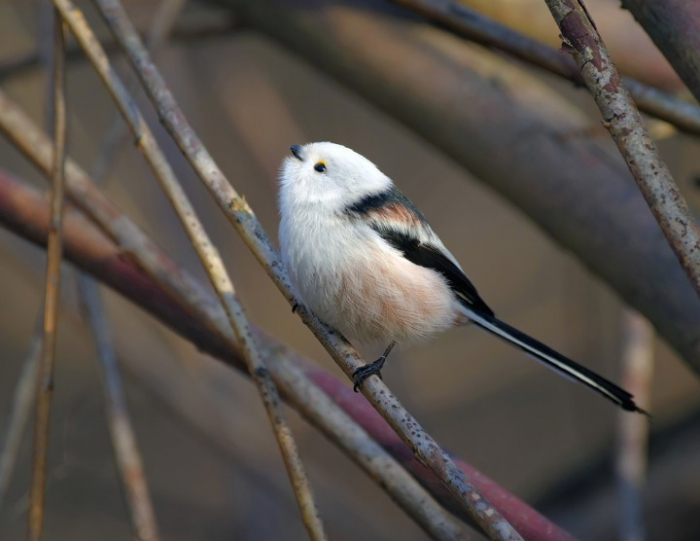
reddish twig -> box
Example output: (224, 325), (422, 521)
(0, 167), (573, 540)
(544, 0), (700, 299)
(390, 0), (700, 137)
(27, 13), (67, 541)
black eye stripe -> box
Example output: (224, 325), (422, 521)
(314, 162), (327, 173)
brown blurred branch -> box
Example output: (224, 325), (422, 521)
(390, 0), (700, 137)
(616, 310), (653, 541)
(92, 2), (521, 539)
(0, 2), (240, 80)
(622, 0), (700, 103)
(77, 276), (161, 541)
(220, 0), (700, 375)
(0, 160), (572, 540)
(544, 0), (700, 295)
(53, 2), (326, 537)
(27, 14), (66, 541)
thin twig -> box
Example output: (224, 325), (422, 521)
(27, 13), (67, 541)
(0, 168), (473, 541)
(91, 1), (522, 539)
(0, 3), (240, 81)
(76, 276), (161, 541)
(544, 0), (700, 299)
(53, 2), (326, 538)
(616, 309), (653, 541)
(0, 323), (42, 511)
(89, 0), (187, 183)
(390, 0), (700, 137)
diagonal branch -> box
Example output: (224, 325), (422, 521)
(52, 1), (327, 538)
(542, 0), (700, 297)
(390, 0), (700, 137)
(90, 1), (522, 538)
(27, 14), (67, 541)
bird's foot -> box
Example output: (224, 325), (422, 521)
(352, 356), (386, 392)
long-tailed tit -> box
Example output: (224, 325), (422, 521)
(279, 142), (645, 414)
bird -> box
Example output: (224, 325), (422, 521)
(278, 142), (646, 414)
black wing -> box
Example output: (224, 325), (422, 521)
(372, 225), (495, 317)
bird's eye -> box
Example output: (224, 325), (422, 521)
(314, 162), (327, 173)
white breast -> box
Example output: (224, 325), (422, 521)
(279, 208), (458, 344)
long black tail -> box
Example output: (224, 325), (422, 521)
(462, 308), (648, 415)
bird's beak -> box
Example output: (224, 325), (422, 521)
(290, 145), (304, 161)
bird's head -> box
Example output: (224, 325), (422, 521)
(279, 142), (391, 212)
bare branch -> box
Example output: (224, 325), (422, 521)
(52, 1), (326, 537)
(616, 309), (653, 541)
(622, 0), (700, 103)
(390, 0), (700, 137)
(89, 1), (523, 538)
(27, 13), (67, 541)
(0, 167), (474, 540)
(543, 0), (700, 296)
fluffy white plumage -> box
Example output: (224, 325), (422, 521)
(278, 142), (458, 344)
(278, 142), (644, 413)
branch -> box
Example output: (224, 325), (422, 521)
(52, 1), (327, 537)
(616, 309), (653, 541)
(0, 2), (240, 80)
(0, 164), (572, 540)
(27, 14), (67, 541)
(220, 0), (700, 376)
(91, 1), (522, 539)
(622, 0), (700, 103)
(390, 0), (700, 137)
(543, 0), (700, 295)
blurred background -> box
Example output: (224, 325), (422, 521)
(1, 0), (700, 539)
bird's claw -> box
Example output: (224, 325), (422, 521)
(352, 357), (386, 392)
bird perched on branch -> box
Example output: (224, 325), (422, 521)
(278, 142), (646, 414)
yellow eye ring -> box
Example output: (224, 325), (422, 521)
(314, 162), (327, 173)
